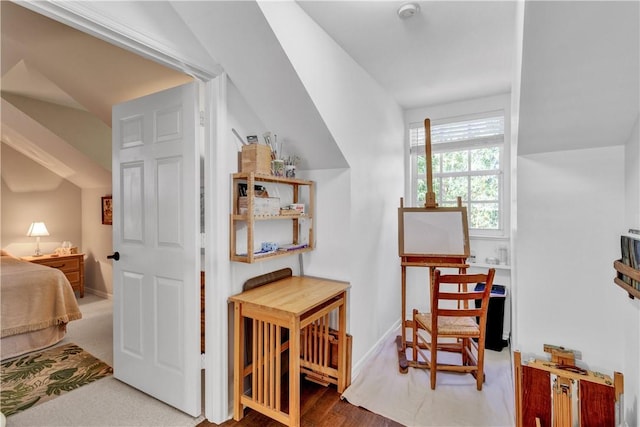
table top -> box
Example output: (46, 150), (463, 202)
(229, 276), (349, 316)
(21, 252), (84, 261)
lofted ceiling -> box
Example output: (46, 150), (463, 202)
(1, 1), (194, 127)
(0, 0), (517, 188)
(1, 1), (516, 122)
(1, 1), (637, 188)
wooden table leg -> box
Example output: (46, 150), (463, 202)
(233, 302), (244, 420)
(337, 292), (348, 392)
(289, 318), (301, 427)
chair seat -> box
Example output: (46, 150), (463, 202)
(415, 312), (480, 337)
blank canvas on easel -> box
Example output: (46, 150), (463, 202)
(398, 207), (470, 258)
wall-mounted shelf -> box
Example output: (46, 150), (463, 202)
(230, 172), (314, 263)
(613, 260), (640, 299)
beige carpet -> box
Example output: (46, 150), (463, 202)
(341, 330), (515, 427)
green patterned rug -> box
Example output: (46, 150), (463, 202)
(1, 343), (112, 416)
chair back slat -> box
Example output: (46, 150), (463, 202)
(436, 273), (490, 284)
(438, 308), (484, 317)
(438, 292), (483, 301)
(432, 269), (496, 314)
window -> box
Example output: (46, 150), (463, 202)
(409, 114), (506, 236)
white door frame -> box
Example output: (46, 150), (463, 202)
(19, 2), (231, 423)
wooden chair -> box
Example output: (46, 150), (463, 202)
(412, 268), (496, 390)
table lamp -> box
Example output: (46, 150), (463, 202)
(26, 221), (49, 256)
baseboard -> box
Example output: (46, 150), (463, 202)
(85, 287), (112, 300)
(350, 319), (402, 381)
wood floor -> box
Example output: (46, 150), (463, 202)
(198, 377), (403, 427)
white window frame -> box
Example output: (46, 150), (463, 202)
(409, 111), (508, 238)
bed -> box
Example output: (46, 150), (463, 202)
(1, 252), (82, 360)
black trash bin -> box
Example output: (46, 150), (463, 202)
(474, 283), (508, 351)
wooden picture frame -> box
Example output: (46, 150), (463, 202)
(102, 195), (113, 225)
(398, 206), (470, 258)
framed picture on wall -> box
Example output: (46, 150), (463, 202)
(102, 195), (113, 225)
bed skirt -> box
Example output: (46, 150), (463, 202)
(1, 325), (67, 360)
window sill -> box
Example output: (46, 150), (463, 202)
(467, 262), (511, 271)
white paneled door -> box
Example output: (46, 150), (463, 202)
(112, 82), (201, 416)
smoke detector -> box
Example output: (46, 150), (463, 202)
(397, 3), (420, 19)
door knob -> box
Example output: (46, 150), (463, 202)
(107, 251), (120, 261)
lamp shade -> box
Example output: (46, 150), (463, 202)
(26, 222), (50, 237)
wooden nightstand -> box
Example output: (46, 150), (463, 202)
(22, 253), (85, 297)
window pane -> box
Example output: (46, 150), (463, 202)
(417, 155), (426, 176)
(440, 201), (458, 208)
(471, 147), (500, 171)
(470, 203), (499, 229)
(417, 178), (426, 203)
(442, 151), (468, 172)
(442, 176), (468, 202)
(431, 153), (441, 173)
(471, 175), (499, 201)
(432, 178), (440, 196)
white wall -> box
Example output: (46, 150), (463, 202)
(625, 116), (640, 228)
(516, 145), (639, 423)
(81, 187), (113, 297)
(299, 168), (350, 282)
(1, 144), (82, 257)
(623, 116), (640, 426)
(259, 1), (405, 371)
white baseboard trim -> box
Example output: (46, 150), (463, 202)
(350, 319), (402, 381)
(85, 287), (112, 300)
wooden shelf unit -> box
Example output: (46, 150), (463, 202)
(613, 259), (640, 299)
(230, 172), (314, 263)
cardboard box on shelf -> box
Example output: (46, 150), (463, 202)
(238, 197), (280, 216)
(241, 144), (272, 175)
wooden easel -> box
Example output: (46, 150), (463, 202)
(514, 345), (624, 427)
(396, 118), (470, 373)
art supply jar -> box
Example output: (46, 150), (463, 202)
(271, 159), (285, 177)
(498, 246), (508, 265)
(285, 165), (296, 178)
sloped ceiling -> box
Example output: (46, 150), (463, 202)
(171, 1), (349, 170)
(0, 1), (195, 189)
(1, 1), (195, 127)
(518, 1), (639, 155)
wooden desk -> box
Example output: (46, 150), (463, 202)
(229, 276), (350, 427)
